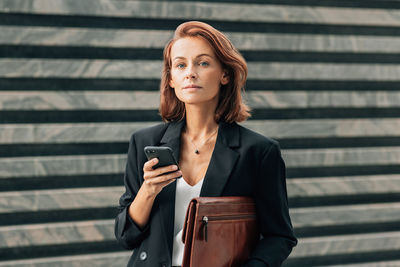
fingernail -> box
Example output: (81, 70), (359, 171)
(153, 158), (158, 163)
(172, 165), (178, 170)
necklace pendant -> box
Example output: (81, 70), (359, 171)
(195, 149), (199, 154)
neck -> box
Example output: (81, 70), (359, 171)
(184, 103), (219, 139)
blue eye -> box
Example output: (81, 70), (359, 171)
(176, 63), (185, 69)
(200, 61), (209, 66)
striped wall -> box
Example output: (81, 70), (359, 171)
(0, 0), (400, 266)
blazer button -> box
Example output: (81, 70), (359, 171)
(140, 251), (147, 261)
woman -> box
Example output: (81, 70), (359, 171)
(115, 21), (297, 267)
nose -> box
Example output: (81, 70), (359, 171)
(185, 65), (197, 79)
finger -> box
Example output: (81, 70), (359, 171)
(145, 170), (182, 185)
(158, 176), (178, 188)
(163, 178), (177, 187)
(145, 170), (181, 184)
(149, 177), (176, 190)
(144, 164), (179, 180)
(143, 158), (158, 172)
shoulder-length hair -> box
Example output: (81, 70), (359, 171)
(159, 21), (251, 123)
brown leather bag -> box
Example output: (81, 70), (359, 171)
(181, 197), (260, 267)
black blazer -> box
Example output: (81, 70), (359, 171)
(115, 120), (297, 267)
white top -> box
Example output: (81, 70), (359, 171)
(171, 177), (204, 266)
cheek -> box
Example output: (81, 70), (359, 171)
(208, 72), (224, 86)
(169, 71), (182, 88)
(205, 68), (222, 80)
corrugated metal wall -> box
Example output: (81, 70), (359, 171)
(0, 0), (400, 266)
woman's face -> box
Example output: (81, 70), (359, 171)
(169, 37), (229, 107)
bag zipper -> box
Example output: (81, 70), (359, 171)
(202, 214), (256, 242)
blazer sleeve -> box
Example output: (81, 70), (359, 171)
(114, 133), (150, 250)
(244, 142), (298, 267)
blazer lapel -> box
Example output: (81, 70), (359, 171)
(200, 121), (240, 197)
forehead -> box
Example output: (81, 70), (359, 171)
(170, 37), (216, 59)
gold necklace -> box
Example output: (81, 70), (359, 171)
(186, 127), (218, 154)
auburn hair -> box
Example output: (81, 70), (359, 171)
(159, 21), (251, 123)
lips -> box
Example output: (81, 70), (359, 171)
(183, 84), (202, 89)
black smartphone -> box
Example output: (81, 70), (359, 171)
(144, 146), (181, 177)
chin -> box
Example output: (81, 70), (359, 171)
(178, 95), (202, 103)
(177, 94), (219, 106)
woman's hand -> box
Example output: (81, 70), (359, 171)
(142, 158), (182, 198)
(127, 158), (181, 229)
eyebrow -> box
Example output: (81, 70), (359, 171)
(172, 53), (213, 61)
